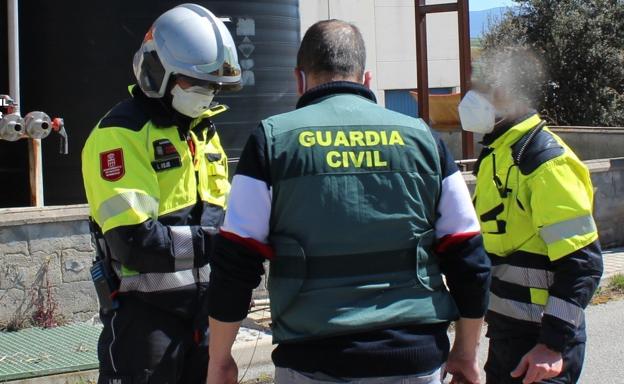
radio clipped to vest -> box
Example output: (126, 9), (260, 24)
(88, 218), (120, 313)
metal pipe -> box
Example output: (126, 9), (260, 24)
(8, 0), (20, 113)
(8, 0), (45, 206)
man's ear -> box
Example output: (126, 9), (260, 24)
(294, 69), (305, 96)
(363, 71), (373, 89)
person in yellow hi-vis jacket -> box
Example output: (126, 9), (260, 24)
(459, 50), (603, 384)
(81, 4), (241, 383)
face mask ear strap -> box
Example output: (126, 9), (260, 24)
(300, 70), (306, 93)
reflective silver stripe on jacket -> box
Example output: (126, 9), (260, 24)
(492, 265), (554, 289)
(544, 296), (584, 327)
(118, 264), (211, 293)
(539, 215), (596, 244)
(489, 293), (543, 323)
(169, 226), (195, 271)
(197, 263), (211, 282)
(97, 191), (159, 224)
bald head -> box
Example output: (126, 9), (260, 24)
(297, 19), (366, 81)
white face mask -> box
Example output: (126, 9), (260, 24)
(458, 90), (497, 134)
(171, 84), (215, 118)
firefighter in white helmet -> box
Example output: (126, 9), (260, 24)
(81, 4), (241, 383)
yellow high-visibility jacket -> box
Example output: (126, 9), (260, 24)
(473, 113), (602, 351)
(81, 86), (230, 314)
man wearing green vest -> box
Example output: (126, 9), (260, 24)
(81, 4), (241, 383)
(207, 20), (491, 384)
(459, 50), (603, 383)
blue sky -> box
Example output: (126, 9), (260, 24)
(469, 0), (516, 12)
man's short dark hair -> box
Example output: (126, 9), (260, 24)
(297, 19), (366, 79)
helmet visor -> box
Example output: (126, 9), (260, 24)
(175, 74), (223, 95)
(196, 45), (242, 91)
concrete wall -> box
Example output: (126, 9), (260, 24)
(0, 206), (98, 328)
(462, 158), (624, 250)
(436, 126), (624, 162)
(550, 127), (624, 161)
(1, 157), (623, 325)
(585, 158), (624, 249)
(436, 128), (484, 161)
(299, 0), (461, 106)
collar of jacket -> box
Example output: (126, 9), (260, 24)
(296, 81), (377, 109)
(129, 84), (193, 130)
(482, 112), (543, 148)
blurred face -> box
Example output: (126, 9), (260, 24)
(459, 84), (525, 133)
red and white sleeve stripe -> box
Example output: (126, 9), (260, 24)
(435, 170), (481, 252)
(220, 174), (274, 259)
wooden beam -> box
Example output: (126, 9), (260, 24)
(28, 139), (44, 206)
(420, 3), (458, 14)
(457, 0), (474, 159)
(415, 0), (475, 157)
(415, 0), (430, 124)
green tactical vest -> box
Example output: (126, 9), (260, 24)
(263, 93), (459, 343)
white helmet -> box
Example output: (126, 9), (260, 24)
(133, 3), (242, 98)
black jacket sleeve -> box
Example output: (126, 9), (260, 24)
(433, 132), (492, 318)
(207, 234), (266, 322)
(538, 239), (603, 351)
(207, 126), (270, 321)
(104, 221), (214, 273)
(438, 234), (492, 318)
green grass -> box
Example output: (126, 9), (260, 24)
(608, 273), (624, 292)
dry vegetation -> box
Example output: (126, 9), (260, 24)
(591, 273), (624, 305)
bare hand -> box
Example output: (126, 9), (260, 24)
(510, 343), (563, 384)
(443, 349), (481, 384)
(207, 354), (238, 384)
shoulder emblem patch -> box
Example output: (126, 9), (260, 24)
(100, 148), (125, 181)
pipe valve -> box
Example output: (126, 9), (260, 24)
(24, 111), (52, 139)
(0, 113), (25, 141)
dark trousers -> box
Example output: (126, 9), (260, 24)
(97, 296), (209, 384)
(485, 337), (585, 384)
